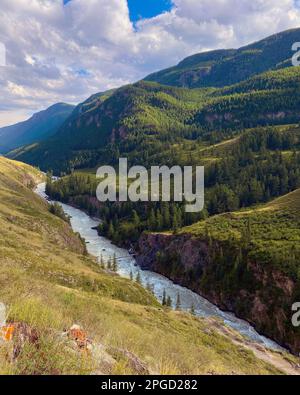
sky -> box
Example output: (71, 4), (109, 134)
(127, 0), (172, 22)
(0, 0), (300, 127)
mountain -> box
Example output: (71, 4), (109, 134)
(0, 156), (286, 375)
(0, 103), (75, 153)
(144, 28), (300, 88)
(6, 27), (300, 175)
(7, 82), (207, 172)
(10, 66), (300, 173)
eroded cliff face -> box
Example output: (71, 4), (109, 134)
(137, 232), (300, 354)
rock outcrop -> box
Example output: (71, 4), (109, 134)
(137, 232), (300, 354)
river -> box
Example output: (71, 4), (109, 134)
(35, 182), (284, 352)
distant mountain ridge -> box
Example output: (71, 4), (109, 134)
(144, 28), (300, 88)
(0, 103), (75, 153)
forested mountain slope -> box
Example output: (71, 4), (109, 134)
(9, 82), (209, 172)
(10, 66), (300, 174)
(6, 28), (300, 173)
(144, 28), (300, 88)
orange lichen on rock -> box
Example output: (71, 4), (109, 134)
(68, 324), (90, 350)
(1, 324), (15, 342)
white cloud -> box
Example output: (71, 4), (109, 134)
(0, 0), (299, 125)
(0, 110), (31, 127)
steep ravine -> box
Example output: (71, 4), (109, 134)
(137, 232), (300, 354)
(37, 183), (291, 353)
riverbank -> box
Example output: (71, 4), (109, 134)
(36, 183), (289, 353)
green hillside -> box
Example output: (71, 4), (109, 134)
(9, 82), (210, 172)
(10, 67), (300, 174)
(144, 28), (300, 88)
(183, 188), (300, 278)
(219, 67), (300, 95)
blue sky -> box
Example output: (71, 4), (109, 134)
(64, 0), (173, 21)
(127, 0), (173, 22)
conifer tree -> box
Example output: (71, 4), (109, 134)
(148, 208), (156, 231)
(162, 289), (167, 306)
(247, 217), (252, 243)
(156, 209), (163, 230)
(162, 203), (171, 229)
(132, 210), (140, 227)
(176, 293), (181, 310)
(136, 271), (142, 284)
(99, 254), (105, 269)
(166, 296), (172, 307)
(172, 211), (178, 232)
(112, 253), (118, 272)
(108, 221), (115, 239)
(107, 256), (112, 270)
(190, 304), (195, 315)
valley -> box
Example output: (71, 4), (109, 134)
(2, 26), (300, 375)
(35, 182), (284, 351)
(0, 156), (293, 375)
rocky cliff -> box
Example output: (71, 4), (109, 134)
(137, 231), (300, 354)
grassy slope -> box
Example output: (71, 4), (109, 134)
(183, 188), (300, 278)
(0, 157), (284, 375)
